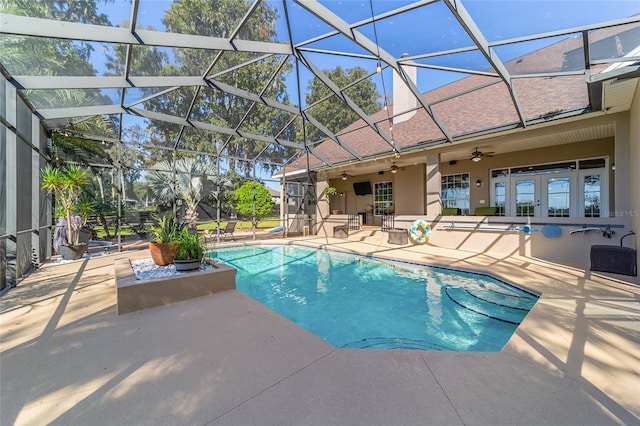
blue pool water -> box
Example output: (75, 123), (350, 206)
(208, 245), (538, 351)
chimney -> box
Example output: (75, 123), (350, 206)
(392, 53), (417, 125)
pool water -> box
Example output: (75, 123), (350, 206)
(208, 245), (538, 351)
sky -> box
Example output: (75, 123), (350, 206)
(88, 0), (640, 186)
(97, 0), (640, 97)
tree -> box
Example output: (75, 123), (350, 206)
(2, 1), (112, 112)
(100, 0), (296, 174)
(303, 66), (381, 142)
(160, 0), (295, 175)
(233, 181), (274, 226)
(41, 164), (91, 245)
(146, 156), (226, 227)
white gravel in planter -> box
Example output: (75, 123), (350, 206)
(50, 251), (107, 265)
(130, 258), (215, 280)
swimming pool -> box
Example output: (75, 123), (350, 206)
(208, 245), (538, 351)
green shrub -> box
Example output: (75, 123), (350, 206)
(174, 229), (204, 260)
(149, 212), (186, 243)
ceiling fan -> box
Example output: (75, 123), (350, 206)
(470, 147), (495, 162)
(389, 163), (406, 173)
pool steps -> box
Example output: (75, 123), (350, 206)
(444, 286), (536, 325)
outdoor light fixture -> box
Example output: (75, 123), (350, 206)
(472, 155), (482, 163)
(476, 179), (481, 187)
(391, 164), (398, 174)
(341, 172), (348, 180)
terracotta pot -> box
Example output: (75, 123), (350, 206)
(174, 259), (201, 272)
(149, 242), (178, 266)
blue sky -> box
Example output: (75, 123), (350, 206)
(98, 0), (640, 100)
(91, 0), (640, 184)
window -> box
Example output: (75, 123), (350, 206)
(547, 177), (570, 217)
(373, 181), (393, 215)
(515, 179), (536, 217)
(490, 157), (608, 217)
(583, 174), (601, 217)
(441, 173), (470, 215)
(493, 181), (506, 216)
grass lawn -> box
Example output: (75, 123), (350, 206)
(93, 226), (135, 239)
(197, 218), (281, 231)
(91, 218), (282, 239)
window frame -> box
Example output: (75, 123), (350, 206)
(373, 181), (393, 216)
(441, 173), (470, 215)
(489, 157), (608, 218)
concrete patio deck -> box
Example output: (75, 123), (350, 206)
(1, 236), (639, 425)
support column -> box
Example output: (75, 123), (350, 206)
(426, 153), (441, 219)
(614, 114), (631, 215)
(316, 177), (329, 220)
(31, 114), (42, 267)
(628, 83), (640, 284)
(4, 80), (17, 288)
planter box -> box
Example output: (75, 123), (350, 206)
(115, 257), (236, 315)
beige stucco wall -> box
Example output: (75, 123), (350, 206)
(629, 82), (640, 283)
(316, 105), (638, 274)
(439, 137), (616, 214)
(324, 164), (425, 217)
(394, 164), (425, 215)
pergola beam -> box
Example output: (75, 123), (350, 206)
(302, 111), (362, 161)
(0, 13), (292, 55)
(128, 107), (304, 150)
(295, 0), (454, 143)
(443, 0), (526, 128)
(39, 105), (125, 120)
(298, 51), (394, 154)
(14, 75), (301, 117)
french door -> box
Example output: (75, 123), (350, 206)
(494, 172), (580, 217)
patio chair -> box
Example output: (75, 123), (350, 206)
(218, 221), (237, 241)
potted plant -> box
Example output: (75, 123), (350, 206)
(148, 212), (185, 266)
(323, 187), (342, 214)
(173, 229), (205, 272)
(76, 196), (96, 241)
(324, 186), (337, 197)
(41, 164), (91, 260)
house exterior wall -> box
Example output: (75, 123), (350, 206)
(322, 163), (426, 221)
(429, 111), (636, 271)
(317, 109), (637, 276)
(392, 164), (425, 215)
(629, 81), (640, 283)
(439, 137), (616, 214)
(426, 153), (441, 218)
(429, 113), (635, 268)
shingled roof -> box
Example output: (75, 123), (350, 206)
(281, 22), (639, 175)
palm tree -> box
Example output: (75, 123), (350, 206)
(41, 164), (90, 245)
(146, 157), (227, 227)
